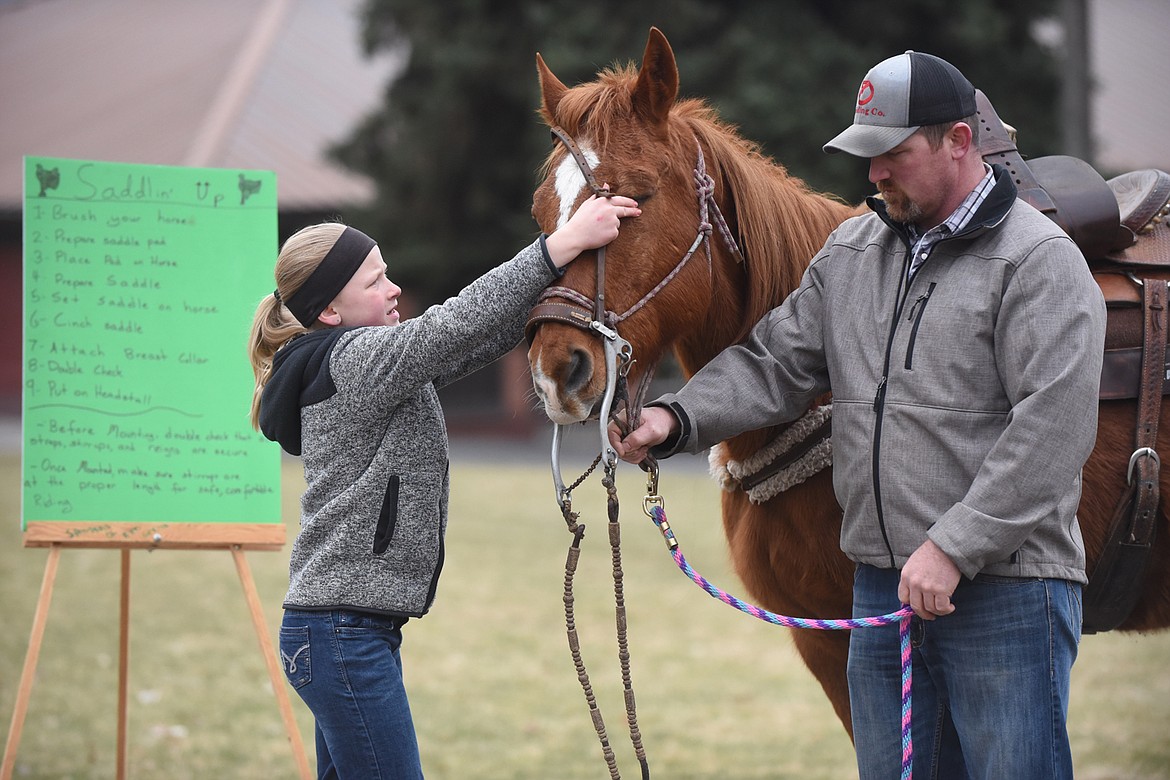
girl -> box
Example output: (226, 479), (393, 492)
(247, 192), (639, 779)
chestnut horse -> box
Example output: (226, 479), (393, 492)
(526, 28), (1170, 737)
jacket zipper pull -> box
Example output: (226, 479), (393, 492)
(907, 293), (928, 321)
(873, 377), (887, 412)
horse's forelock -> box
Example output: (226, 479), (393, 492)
(544, 65), (639, 150)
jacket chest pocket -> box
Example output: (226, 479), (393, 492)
(373, 474), (400, 554)
(900, 279), (1002, 384)
(904, 282), (936, 370)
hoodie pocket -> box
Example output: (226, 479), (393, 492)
(373, 474), (400, 554)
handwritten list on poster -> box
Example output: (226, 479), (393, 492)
(22, 157), (280, 528)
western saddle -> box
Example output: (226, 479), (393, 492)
(976, 90), (1170, 634)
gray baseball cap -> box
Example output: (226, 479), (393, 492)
(823, 51), (976, 158)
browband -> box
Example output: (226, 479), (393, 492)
(283, 226), (376, 327)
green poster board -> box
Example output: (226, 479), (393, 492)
(21, 157), (283, 549)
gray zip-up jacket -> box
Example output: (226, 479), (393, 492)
(654, 168), (1106, 583)
(260, 238), (556, 617)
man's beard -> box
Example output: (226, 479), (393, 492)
(880, 188), (923, 225)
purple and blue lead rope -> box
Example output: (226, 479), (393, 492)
(647, 503), (915, 780)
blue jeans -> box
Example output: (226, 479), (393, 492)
(280, 609), (423, 780)
(848, 565), (1081, 780)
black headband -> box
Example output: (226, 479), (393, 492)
(282, 227), (377, 327)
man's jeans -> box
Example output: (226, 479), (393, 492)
(848, 564), (1081, 780)
(280, 609), (424, 780)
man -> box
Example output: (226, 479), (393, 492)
(612, 51), (1105, 779)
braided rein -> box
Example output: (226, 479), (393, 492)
(556, 456), (650, 780)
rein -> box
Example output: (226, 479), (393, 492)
(554, 454), (648, 780)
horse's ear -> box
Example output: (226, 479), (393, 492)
(632, 27), (679, 130)
(537, 52), (568, 125)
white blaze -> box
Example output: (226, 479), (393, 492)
(539, 142), (599, 426)
(554, 146), (599, 228)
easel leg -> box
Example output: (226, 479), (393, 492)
(117, 549), (131, 780)
(231, 547), (312, 780)
(1, 544), (62, 780)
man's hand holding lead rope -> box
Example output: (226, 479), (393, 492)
(899, 539), (961, 620)
(608, 406), (676, 466)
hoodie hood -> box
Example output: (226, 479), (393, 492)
(259, 328), (353, 455)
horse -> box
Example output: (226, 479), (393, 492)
(524, 27), (1170, 738)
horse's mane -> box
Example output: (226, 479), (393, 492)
(681, 106), (856, 332)
(544, 65), (857, 332)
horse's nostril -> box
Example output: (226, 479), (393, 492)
(564, 348), (593, 394)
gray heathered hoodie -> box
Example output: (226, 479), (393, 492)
(260, 238), (555, 617)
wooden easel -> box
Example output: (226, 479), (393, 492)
(1, 523), (312, 780)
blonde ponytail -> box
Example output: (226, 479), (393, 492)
(247, 222), (349, 430)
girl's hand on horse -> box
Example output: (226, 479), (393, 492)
(545, 192), (641, 268)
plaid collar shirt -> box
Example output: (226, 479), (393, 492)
(907, 164), (995, 278)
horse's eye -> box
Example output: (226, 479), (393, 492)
(613, 190), (652, 204)
(619, 183), (656, 203)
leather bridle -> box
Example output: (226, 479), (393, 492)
(525, 125), (745, 503)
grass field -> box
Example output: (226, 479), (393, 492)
(1, 451), (1168, 779)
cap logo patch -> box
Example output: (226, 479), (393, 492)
(857, 80), (875, 106)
